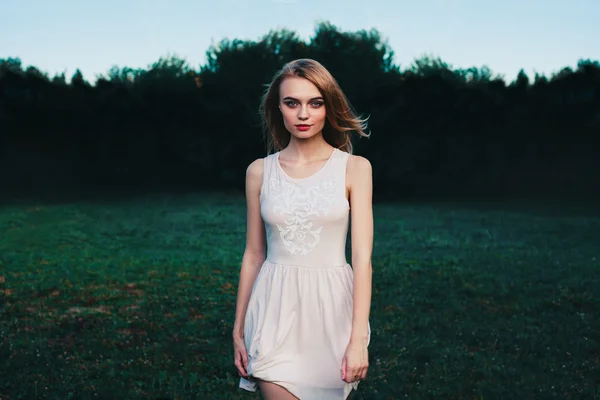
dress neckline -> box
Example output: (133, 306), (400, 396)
(276, 148), (337, 182)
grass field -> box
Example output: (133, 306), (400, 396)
(1, 192), (599, 399)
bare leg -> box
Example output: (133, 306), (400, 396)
(258, 381), (299, 400)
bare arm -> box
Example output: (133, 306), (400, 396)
(232, 158), (267, 340)
(348, 155), (373, 344)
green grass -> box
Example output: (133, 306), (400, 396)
(0, 193), (598, 399)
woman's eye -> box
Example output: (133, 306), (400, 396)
(283, 101), (323, 108)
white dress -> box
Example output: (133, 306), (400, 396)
(239, 148), (371, 399)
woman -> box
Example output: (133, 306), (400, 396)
(233, 58), (373, 400)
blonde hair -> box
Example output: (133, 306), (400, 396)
(259, 58), (369, 154)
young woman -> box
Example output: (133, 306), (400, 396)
(233, 58), (373, 400)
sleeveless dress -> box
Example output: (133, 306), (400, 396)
(238, 147), (371, 399)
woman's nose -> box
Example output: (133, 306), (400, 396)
(298, 106), (309, 119)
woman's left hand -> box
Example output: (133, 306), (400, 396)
(341, 338), (369, 383)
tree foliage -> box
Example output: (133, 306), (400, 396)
(1, 22), (599, 200)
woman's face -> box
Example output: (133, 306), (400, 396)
(278, 76), (327, 141)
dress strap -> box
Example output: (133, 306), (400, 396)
(334, 148), (350, 202)
(260, 154), (274, 197)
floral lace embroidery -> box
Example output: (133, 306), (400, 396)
(268, 177), (338, 255)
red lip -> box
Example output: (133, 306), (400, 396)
(295, 124), (311, 127)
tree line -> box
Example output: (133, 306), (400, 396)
(1, 22), (599, 202)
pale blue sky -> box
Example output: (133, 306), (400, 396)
(1, 0), (598, 83)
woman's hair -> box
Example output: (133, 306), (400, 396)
(259, 58), (369, 154)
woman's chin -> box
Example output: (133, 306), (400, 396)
(289, 130), (323, 141)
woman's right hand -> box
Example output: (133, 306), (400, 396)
(233, 333), (249, 378)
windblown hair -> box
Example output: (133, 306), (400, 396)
(259, 58), (369, 154)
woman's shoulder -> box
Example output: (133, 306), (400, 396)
(346, 154), (372, 191)
(246, 157), (266, 180)
(347, 154), (372, 175)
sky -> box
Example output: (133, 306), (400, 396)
(1, 0), (598, 83)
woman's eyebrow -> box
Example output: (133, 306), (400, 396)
(282, 96), (324, 101)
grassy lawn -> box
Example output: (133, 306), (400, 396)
(0, 193), (598, 399)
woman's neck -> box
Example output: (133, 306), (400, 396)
(284, 135), (333, 161)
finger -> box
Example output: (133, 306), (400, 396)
(341, 357), (347, 381)
(234, 353), (248, 377)
(344, 360), (353, 382)
(347, 367), (357, 383)
(348, 366), (357, 383)
(242, 349), (248, 370)
(361, 366), (368, 380)
(234, 360), (245, 376)
(356, 366), (363, 380)
(235, 359), (246, 376)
